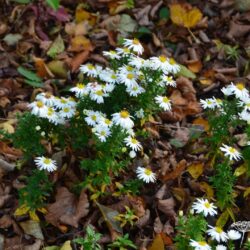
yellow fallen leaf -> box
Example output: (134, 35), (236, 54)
(29, 210), (40, 222)
(193, 117), (209, 132)
(69, 35), (93, 52)
(169, 4), (202, 29)
(75, 8), (97, 26)
(199, 182), (214, 198)
(148, 234), (164, 250)
(0, 119), (16, 134)
(244, 187), (250, 197)
(216, 210), (229, 228)
(14, 204), (30, 216)
(187, 162), (204, 179)
(234, 164), (247, 177)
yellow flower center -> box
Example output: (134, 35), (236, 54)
(63, 107), (70, 113)
(96, 90), (103, 96)
(120, 110), (129, 118)
(169, 58), (176, 65)
(127, 73), (134, 80)
(91, 115), (97, 121)
(216, 98), (222, 104)
(111, 74), (117, 79)
(48, 108), (54, 116)
(131, 138), (138, 144)
(123, 48), (130, 53)
(76, 83), (85, 89)
(87, 64), (95, 70)
(159, 55), (167, 63)
(207, 100), (213, 104)
(198, 242), (207, 246)
(43, 158), (51, 165)
(163, 97), (170, 103)
(132, 38), (140, 45)
(132, 86), (138, 91)
(166, 76), (172, 81)
(100, 131), (106, 136)
(104, 119), (111, 125)
(110, 50), (116, 54)
(236, 83), (245, 90)
(204, 202), (211, 208)
(229, 147), (236, 153)
(144, 168), (152, 176)
(126, 66), (133, 71)
(247, 103), (250, 107)
(215, 227), (223, 234)
(61, 99), (67, 104)
(36, 101), (44, 108)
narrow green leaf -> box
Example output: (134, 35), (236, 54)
(176, 65), (196, 79)
(159, 7), (170, 20)
(10, 0), (31, 3)
(46, 0), (60, 10)
(17, 66), (42, 81)
(24, 79), (43, 88)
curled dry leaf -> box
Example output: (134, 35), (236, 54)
(157, 197), (176, 218)
(136, 209), (150, 228)
(227, 21), (250, 39)
(45, 187), (89, 228)
(161, 159), (187, 181)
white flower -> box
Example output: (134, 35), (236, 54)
(215, 245), (227, 250)
(150, 55), (180, 74)
(124, 136), (142, 152)
(155, 96), (172, 111)
(53, 97), (72, 109)
(35, 156), (57, 172)
(219, 144), (242, 161)
(90, 88), (108, 104)
(28, 100), (48, 117)
(158, 75), (176, 87)
(129, 56), (146, 69)
(85, 110), (103, 126)
(228, 82), (249, 100)
(207, 226), (228, 242)
(221, 86), (233, 96)
(129, 150), (136, 158)
(135, 108), (145, 119)
(35, 125), (41, 131)
(189, 240), (211, 250)
(192, 198), (217, 217)
(239, 110), (250, 123)
(46, 107), (62, 124)
(70, 83), (89, 98)
(59, 106), (76, 119)
(118, 71), (138, 88)
(136, 167), (156, 183)
(112, 110), (134, 129)
(103, 50), (120, 60)
(116, 47), (132, 56)
(80, 63), (102, 77)
(99, 117), (113, 128)
(100, 69), (118, 84)
(35, 92), (55, 107)
(200, 98), (216, 109)
(227, 229), (242, 240)
(94, 125), (111, 142)
(126, 84), (145, 96)
(123, 38), (144, 55)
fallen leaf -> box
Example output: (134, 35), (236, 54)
(68, 35), (93, 52)
(158, 197), (176, 218)
(162, 159), (187, 181)
(69, 50), (90, 72)
(192, 117), (209, 132)
(244, 187), (250, 198)
(75, 8), (97, 26)
(33, 57), (54, 78)
(24, 239), (43, 250)
(177, 64), (196, 79)
(19, 220), (44, 240)
(187, 162), (204, 179)
(216, 210), (229, 228)
(47, 35), (65, 58)
(3, 33), (22, 46)
(147, 233), (164, 250)
(187, 60), (202, 73)
(47, 60), (68, 78)
(169, 4), (202, 29)
(234, 164), (247, 177)
(118, 14), (137, 36)
(45, 187), (89, 228)
(199, 182), (214, 198)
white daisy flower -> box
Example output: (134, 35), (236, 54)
(166, 57), (180, 74)
(219, 144), (242, 161)
(227, 229), (242, 240)
(116, 47), (132, 56)
(103, 50), (120, 60)
(118, 65), (135, 75)
(215, 245), (227, 250)
(124, 136), (142, 152)
(85, 110), (103, 126)
(35, 92), (55, 107)
(53, 97), (71, 109)
(28, 100), (48, 117)
(221, 86), (233, 96)
(118, 72), (138, 88)
(207, 226), (228, 242)
(99, 117), (113, 128)
(228, 82), (249, 100)
(239, 110), (250, 123)
(200, 98), (217, 109)
(59, 106), (76, 119)
(103, 83), (115, 93)
(238, 97), (250, 111)
(158, 75), (176, 87)
(126, 84), (145, 96)
(136, 166), (156, 183)
(112, 110), (134, 129)
(94, 125), (111, 142)
(79, 63), (98, 77)
(90, 88), (108, 104)
(155, 96), (172, 111)
(129, 56), (146, 69)
(123, 38), (144, 55)
(35, 156), (57, 172)
(99, 69), (118, 84)
(150, 55), (180, 74)
(70, 83), (89, 98)
(191, 198), (217, 217)
(189, 240), (211, 250)
(45, 107), (61, 125)
(135, 108), (145, 119)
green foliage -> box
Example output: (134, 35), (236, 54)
(174, 213), (207, 250)
(73, 225), (102, 250)
(108, 234), (137, 250)
(210, 162), (236, 209)
(46, 0), (60, 10)
(114, 206), (138, 227)
(244, 239), (250, 250)
(17, 66), (43, 87)
(125, 0), (135, 9)
(159, 7), (170, 20)
(19, 169), (53, 210)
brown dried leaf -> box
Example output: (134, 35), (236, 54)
(136, 209), (150, 228)
(45, 187), (89, 228)
(158, 197), (176, 218)
(161, 159), (187, 181)
(69, 50), (90, 72)
(154, 217), (163, 234)
(147, 233), (164, 250)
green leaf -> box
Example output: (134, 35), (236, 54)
(46, 0), (60, 10)
(10, 0), (31, 3)
(176, 64), (196, 79)
(159, 7), (170, 20)
(118, 14), (137, 35)
(138, 27), (151, 35)
(17, 67), (43, 87)
(169, 138), (185, 148)
(47, 35), (65, 58)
